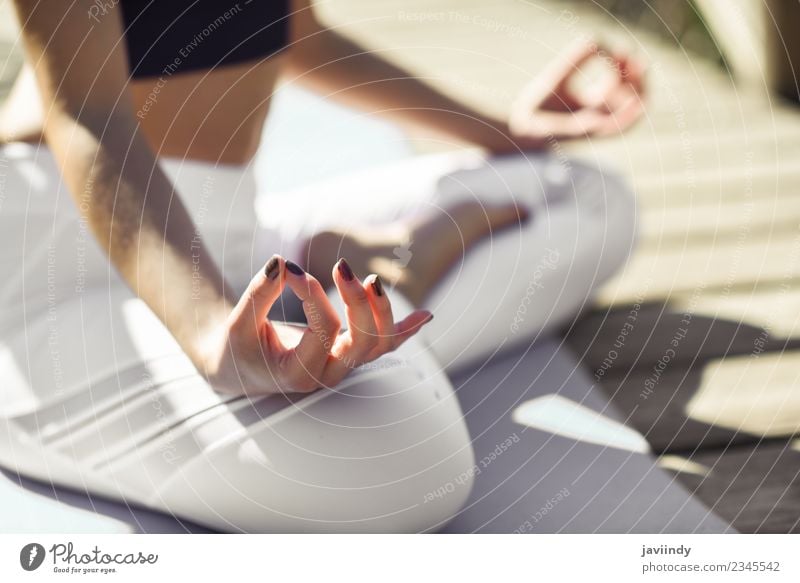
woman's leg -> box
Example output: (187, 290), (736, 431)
(419, 152), (638, 370)
(259, 149), (638, 372)
(0, 143), (475, 532)
(3, 293), (476, 532)
(140, 327), (476, 533)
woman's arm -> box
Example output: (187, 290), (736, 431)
(13, 0), (235, 368)
(285, 0), (520, 152)
(13, 0), (431, 394)
(285, 1), (645, 153)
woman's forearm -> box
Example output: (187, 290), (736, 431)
(285, 28), (538, 152)
(13, 0), (238, 382)
(45, 111), (234, 368)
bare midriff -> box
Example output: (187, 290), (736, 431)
(0, 56), (284, 165)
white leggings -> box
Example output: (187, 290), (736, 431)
(0, 143), (636, 532)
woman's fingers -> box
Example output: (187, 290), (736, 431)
(513, 41), (600, 118)
(548, 38), (600, 91)
(392, 310), (434, 350)
(332, 258), (379, 362)
(320, 269), (434, 388)
(521, 108), (603, 141)
(229, 255), (285, 341)
(363, 275), (395, 361)
(595, 94), (645, 136)
(614, 52), (646, 95)
(547, 43), (645, 118)
(319, 259), (384, 386)
(590, 52), (645, 108)
(282, 260), (342, 391)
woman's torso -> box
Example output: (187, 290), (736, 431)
(1, 0), (293, 164)
(129, 57), (282, 163)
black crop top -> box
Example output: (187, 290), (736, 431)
(121, 0), (290, 78)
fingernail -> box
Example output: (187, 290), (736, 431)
(285, 260), (305, 276)
(338, 258), (355, 282)
(264, 256), (280, 280)
(371, 275), (384, 296)
(424, 313), (434, 323)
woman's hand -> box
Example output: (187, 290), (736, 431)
(199, 255), (433, 395)
(507, 40), (646, 148)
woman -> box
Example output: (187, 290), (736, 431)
(0, 0), (643, 532)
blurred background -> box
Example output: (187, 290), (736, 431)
(2, 0), (800, 533)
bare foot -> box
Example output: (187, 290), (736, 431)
(302, 201), (530, 307)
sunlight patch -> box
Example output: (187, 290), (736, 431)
(512, 394), (650, 453)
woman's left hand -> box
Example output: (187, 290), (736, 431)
(507, 40), (646, 148)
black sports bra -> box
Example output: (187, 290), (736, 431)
(121, 0), (290, 79)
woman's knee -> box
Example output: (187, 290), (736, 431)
(419, 155), (638, 370)
(150, 353), (476, 532)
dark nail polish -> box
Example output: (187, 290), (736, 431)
(338, 258), (355, 282)
(264, 256), (280, 280)
(285, 260), (305, 276)
(372, 275), (384, 296)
